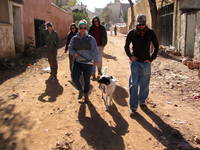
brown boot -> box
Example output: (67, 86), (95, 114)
(84, 93), (89, 103)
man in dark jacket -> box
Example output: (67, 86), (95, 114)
(40, 22), (59, 80)
(89, 16), (108, 78)
(124, 14), (159, 114)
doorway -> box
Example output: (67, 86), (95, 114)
(34, 19), (45, 48)
(160, 3), (174, 46)
(185, 12), (196, 58)
(13, 5), (24, 52)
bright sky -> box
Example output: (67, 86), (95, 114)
(79, 0), (130, 12)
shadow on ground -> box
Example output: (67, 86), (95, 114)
(113, 86), (129, 106)
(0, 48), (47, 85)
(103, 53), (118, 61)
(131, 107), (199, 150)
(0, 97), (33, 150)
(0, 42), (66, 85)
(38, 77), (63, 102)
(78, 101), (128, 150)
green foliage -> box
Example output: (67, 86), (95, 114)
(68, 0), (77, 7)
(72, 9), (90, 25)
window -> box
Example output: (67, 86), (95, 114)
(0, 0), (10, 23)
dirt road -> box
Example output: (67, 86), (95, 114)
(0, 34), (200, 150)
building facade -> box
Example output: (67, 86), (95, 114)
(106, 0), (129, 23)
(0, 0), (24, 58)
(127, 0), (200, 61)
(0, 0), (72, 58)
(23, 0), (73, 48)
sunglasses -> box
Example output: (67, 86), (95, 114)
(138, 24), (145, 26)
(79, 27), (87, 30)
(71, 28), (75, 30)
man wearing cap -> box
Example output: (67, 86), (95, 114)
(69, 20), (99, 103)
(124, 14), (159, 114)
(40, 22), (59, 80)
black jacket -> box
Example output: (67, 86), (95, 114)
(65, 31), (77, 50)
(89, 25), (107, 46)
(124, 27), (159, 62)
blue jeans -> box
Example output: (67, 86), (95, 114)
(72, 62), (93, 94)
(129, 61), (151, 111)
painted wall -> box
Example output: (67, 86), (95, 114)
(23, 0), (73, 46)
(0, 23), (15, 58)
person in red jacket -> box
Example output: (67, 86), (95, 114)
(89, 16), (108, 79)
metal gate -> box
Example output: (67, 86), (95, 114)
(160, 3), (174, 46)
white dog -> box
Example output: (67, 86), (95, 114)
(98, 67), (117, 111)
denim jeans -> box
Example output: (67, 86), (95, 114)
(92, 46), (104, 74)
(72, 61), (93, 94)
(129, 61), (151, 111)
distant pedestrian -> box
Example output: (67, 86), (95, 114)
(89, 16), (108, 79)
(40, 22), (59, 80)
(114, 25), (117, 36)
(124, 14), (159, 114)
(69, 20), (99, 103)
(65, 23), (78, 76)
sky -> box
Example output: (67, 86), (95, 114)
(79, 0), (130, 12)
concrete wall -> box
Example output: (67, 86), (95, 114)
(0, 23), (15, 58)
(127, 0), (152, 30)
(194, 11), (200, 61)
(179, 0), (200, 10)
(107, 2), (123, 23)
(23, 0), (73, 46)
(174, 0), (200, 60)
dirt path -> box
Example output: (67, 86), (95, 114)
(0, 34), (200, 150)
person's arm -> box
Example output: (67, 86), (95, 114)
(55, 32), (59, 48)
(124, 31), (133, 58)
(68, 36), (79, 57)
(150, 31), (159, 62)
(65, 33), (70, 52)
(102, 26), (108, 46)
(125, 31), (137, 62)
(91, 37), (99, 63)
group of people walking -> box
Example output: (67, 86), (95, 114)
(41, 14), (159, 115)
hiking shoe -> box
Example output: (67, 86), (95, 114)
(78, 91), (83, 99)
(140, 104), (148, 109)
(130, 109), (137, 118)
(98, 71), (102, 76)
(84, 94), (89, 103)
(91, 74), (96, 81)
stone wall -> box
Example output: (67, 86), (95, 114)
(0, 23), (15, 58)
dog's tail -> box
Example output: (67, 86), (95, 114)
(102, 66), (108, 76)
